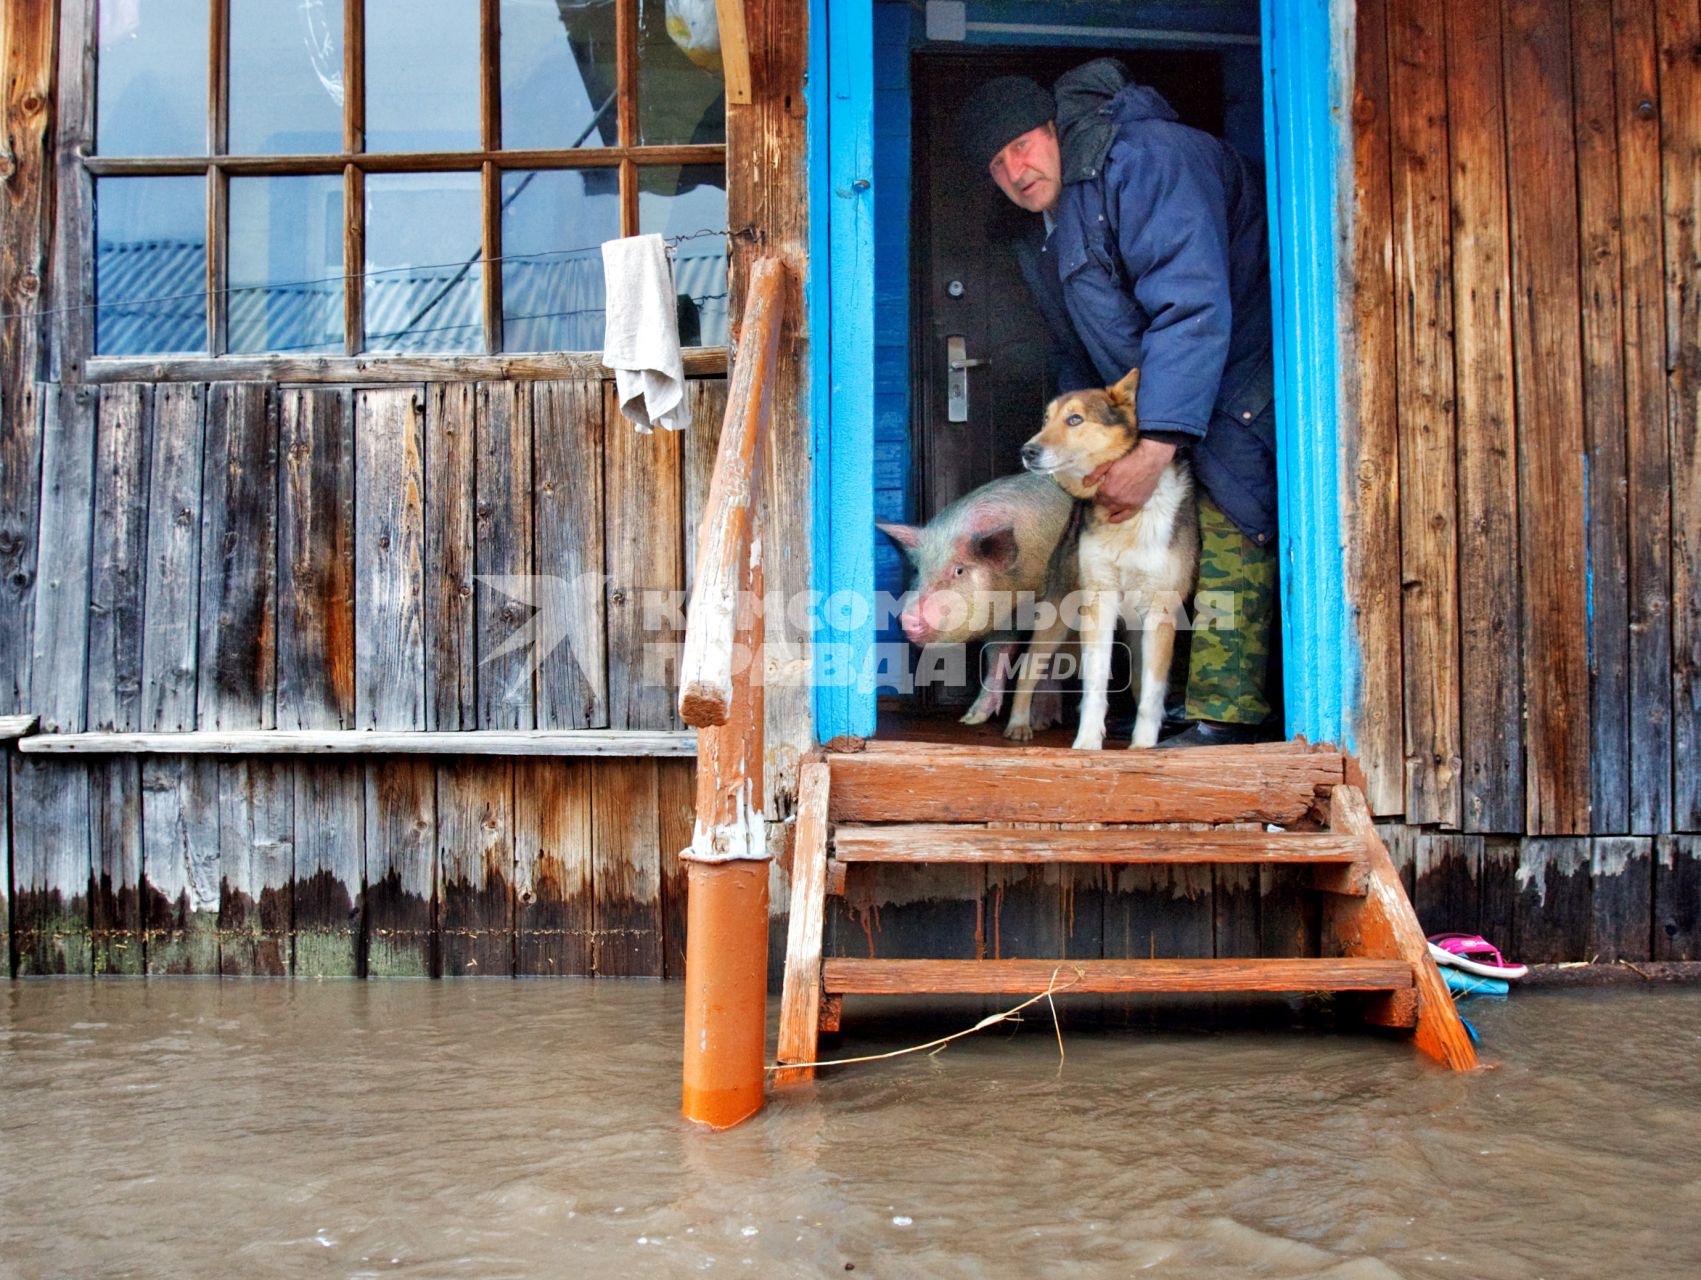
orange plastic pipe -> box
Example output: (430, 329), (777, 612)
(681, 859), (770, 1127)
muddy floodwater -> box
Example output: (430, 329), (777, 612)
(2, 982), (1698, 1279)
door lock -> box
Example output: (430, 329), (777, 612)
(946, 335), (988, 422)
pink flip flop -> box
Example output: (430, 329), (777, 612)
(1427, 932), (1528, 981)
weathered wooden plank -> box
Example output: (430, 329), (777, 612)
(1573, 0), (1633, 834)
(604, 382), (684, 730)
(90, 757), (144, 974)
(682, 380), (728, 593)
(0, 380), (44, 715)
(197, 384), (278, 730)
(355, 387), (426, 729)
(1258, 861), (1317, 959)
(278, 387), (356, 730)
(1591, 835), (1653, 961)
(834, 862), (986, 962)
(1445, 0), (1524, 832)
(292, 761), (364, 977)
(1388, 0), (1461, 828)
(513, 758), (595, 976)
(424, 384), (475, 731)
(9, 754), (90, 974)
(21, 728), (696, 755)
(775, 761), (831, 1081)
(141, 385), (207, 731)
(832, 825), (1366, 863)
(1504, 0), (1592, 833)
(822, 957), (1415, 996)
(590, 757), (663, 975)
(1512, 837), (1593, 963)
(656, 756), (696, 979)
(987, 830), (1067, 960)
(30, 383), (97, 733)
(1477, 834), (1521, 957)
(1413, 831), (1481, 939)
(1615, 0), (1673, 834)
(474, 381), (535, 729)
(81, 348), (728, 386)
(46, 0), (93, 386)
(86, 383), (152, 733)
(364, 758), (437, 977)
(1212, 861), (1260, 959)
(532, 380), (607, 729)
(217, 759), (293, 976)
(0, 749), (9, 972)
(828, 752), (1345, 826)
(1653, 834), (1699, 960)
(140, 758), (221, 975)
(437, 758), (515, 976)
(1346, 0), (1404, 816)
(1107, 857), (1213, 961)
(1, 0), (58, 433)
(1659, 0), (1701, 830)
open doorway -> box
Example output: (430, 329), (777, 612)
(870, 4), (1268, 740)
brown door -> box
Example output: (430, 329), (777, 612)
(909, 48), (1226, 522)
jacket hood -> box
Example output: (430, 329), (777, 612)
(1054, 58), (1182, 184)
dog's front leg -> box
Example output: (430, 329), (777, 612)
(1130, 612), (1178, 748)
(1071, 588), (1117, 751)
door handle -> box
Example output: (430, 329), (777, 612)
(946, 335), (988, 422)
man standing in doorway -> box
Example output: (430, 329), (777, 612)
(956, 58), (1278, 748)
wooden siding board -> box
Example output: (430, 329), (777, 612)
(437, 758), (515, 977)
(1413, 830), (1482, 937)
(1107, 856), (1213, 961)
(604, 385), (684, 730)
(424, 384), (476, 731)
(473, 382), (535, 730)
(1444, 0), (1525, 832)
(657, 756), (696, 979)
(1389, 0), (1463, 828)
(532, 380), (607, 730)
(590, 756), (663, 975)
(90, 757), (145, 974)
(292, 760), (364, 977)
(364, 757), (437, 977)
(1347, 0), (1405, 816)
(1591, 834), (1653, 961)
(1, 0), (57, 424)
(1615, 0), (1674, 835)
(1, 750), (9, 972)
(355, 387), (427, 730)
(1573, 0), (1634, 835)
(217, 759), (294, 976)
(30, 384), (97, 733)
(1503, 0), (1593, 833)
(140, 757), (221, 975)
(277, 387), (357, 731)
(1658, 0), (1701, 830)
(9, 754), (91, 974)
(1478, 833), (1521, 950)
(0, 380), (44, 716)
(514, 757), (595, 976)
(141, 385), (207, 732)
(1513, 836), (1593, 963)
(1654, 833), (1699, 959)
(87, 384), (152, 734)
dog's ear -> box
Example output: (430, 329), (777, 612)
(876, 521), (922, 557)
(1107, 366), (1142, 408)
(970, 525), (1020, 571)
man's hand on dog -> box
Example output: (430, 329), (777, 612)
(1086, 438), (1177, 523)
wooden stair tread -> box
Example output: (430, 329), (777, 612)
(822, 957), (1415, 995)
(832, 824), (1364, 864)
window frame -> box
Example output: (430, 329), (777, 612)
(69, 0), (731, 380)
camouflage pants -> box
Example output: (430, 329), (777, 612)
(1181, 493), (1275, 725)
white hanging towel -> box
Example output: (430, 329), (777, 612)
(600, 233), (692, 433)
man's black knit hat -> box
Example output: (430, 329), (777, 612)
(953, 75), (1056, 173)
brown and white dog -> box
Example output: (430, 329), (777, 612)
(1015, 368), (1199, 749)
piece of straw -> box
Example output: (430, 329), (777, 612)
(767, 964), (1083, 1072)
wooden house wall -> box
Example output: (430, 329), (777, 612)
(1344, 0), (1700, 953)
(0, 376), (724, 977)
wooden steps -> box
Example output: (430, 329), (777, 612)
(823, 957), (1415, 996)
(774, 743), (1478, 1084)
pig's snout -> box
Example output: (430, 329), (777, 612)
(899, 590), (957, 644)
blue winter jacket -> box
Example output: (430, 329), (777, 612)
(1013, 62), (1277, 544)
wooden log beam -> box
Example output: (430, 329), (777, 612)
(715, 1), (753, 106)
(821, 957), (1416, 996)
(18, 729), (696, 756)
(832, 825), (1365, 865)
(677, 257), (786, 727)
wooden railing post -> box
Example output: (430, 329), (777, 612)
(677, 258), (786, 1128)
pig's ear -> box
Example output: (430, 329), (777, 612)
(971, 525), (1019, 570)
(1108, 365), (1141, 407)
(876, 521), (922, 554)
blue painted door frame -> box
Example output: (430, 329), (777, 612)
(807, 0), (1358, 750)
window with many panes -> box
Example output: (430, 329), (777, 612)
(90, 0), (729, 358)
